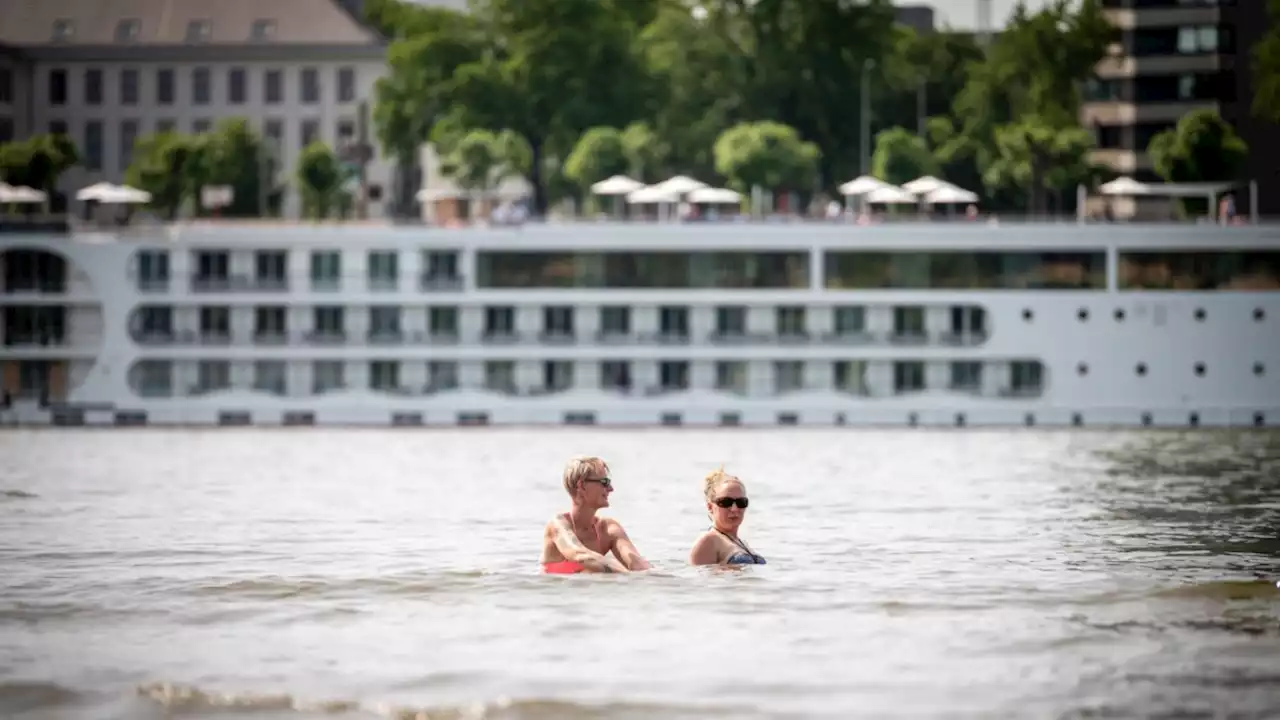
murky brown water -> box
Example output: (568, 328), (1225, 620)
(1, 428), (1278, 719)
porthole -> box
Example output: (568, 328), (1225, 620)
(1077, 362), (1089, 376)
(1189, 412), (1200, 428)
(834, 413), (846, 426)
(1254, 363), (1265, 377)
(777, 413), (799, 426)
(1135, 363), (1148, 377)
(1194, 362), (1205, 377)
(907, 412), (919, 428)
(1024, 413), (1036, 427)
(1254, 412), (1266, 428)
(1194, 308), (1206, 322)
(955, 413), (967, 428)
(1077, 308), (1090, 322)
(1254, 308), (1265, 322)
(1072, 413), (1084, 427)
(1022, 308), (1034, 322)
(1114, 308), (1126, 322)
(1141, 412), (1152, 427)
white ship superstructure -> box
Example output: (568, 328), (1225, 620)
(1, 221), (1278, 428)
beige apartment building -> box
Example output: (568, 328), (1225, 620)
(0, 0), (395, 219)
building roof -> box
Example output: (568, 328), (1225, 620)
(0, 0), (381, 47)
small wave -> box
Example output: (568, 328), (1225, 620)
(0, 680), (82, 713)
(0, 489), (37, 499)
(1153, 579), (1280, 601)
(137, 681), (752, 719)
(187, 570), (545, 601)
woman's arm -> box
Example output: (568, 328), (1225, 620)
(688, 533), (721, 566)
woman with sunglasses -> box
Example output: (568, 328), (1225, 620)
(689, 466), (766, 566)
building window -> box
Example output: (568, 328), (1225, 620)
(600, 306), (630, 335)
(660, 361), (689, 391)
(264, 119), (284, 149)
(119, 120), (139, 172)
(48, 69), (67, 105)
(264, 69), (283, 104)
(84, 69), (103, 105)
(155, 119), (176, 134)
(115, 19), (140, 42)
(428, 361), (457, 390)
(192, 67), (211, 105)
(251, 19), (276, 41)
(0, 118), (12, 144)
(157, 68), (174, 105)
(367, 251), (398, 290)
(716, 361), (747, 393)
(310, 251), (340, 289)
(0, 68), (11, 103)
(601, 361), (631, 391)
(301, 67), (320, 104)
(228, 68), (246, 104)
(119, 68), (139, 105)
(338, 67), (356, 103)
(84, 121), (103, 171)
(52, 19), (74, 42)
(301, 119), (320, 149)
(428, 306), (458, 336)
(313, 361), (344, 394)
(192, 119), (211, 134)
(186, 19), (211, 43)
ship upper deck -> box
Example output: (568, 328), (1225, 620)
(4, 216), (1280, 252)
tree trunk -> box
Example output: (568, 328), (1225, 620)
(528, 139), (546, 216)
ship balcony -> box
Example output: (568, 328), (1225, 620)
(594, 331), (633, 345)
(2, 280), (68, 295)
(137, 278), (170, 293)
(937, 331), (989, 347)
(190, 275), (290, 293)
(888, 331), (931, 346)
(131, 329), (234, 346)
(538, 330), (577, 345)
(819, 331), (878, 345)
(305, 331), (348, 345)
(252, 331), (290, 346)
(419, 274), (465, 292)
(637, 332), (691, 346)
(481, 330), (523, 345)
(367, 331), (407, 346)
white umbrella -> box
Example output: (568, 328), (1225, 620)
(902, 175), (957, 195)
(626, 186), (681, 204)
(864, 186), (918, 204)
(925, 186), (979, 204)
(0, 185), (48, 203)
(838, 175), (891, 196)
(100, 185), (152, 204)
(686, 187), (742, 204)
(76, 182), (120, 201)
(1099, 176), (1151, 196)
(590, 175), (645, 196)
(652, 175), (708, 194)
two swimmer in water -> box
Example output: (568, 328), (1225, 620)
(539, 455), (765, 574)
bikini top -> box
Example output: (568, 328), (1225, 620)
(718, 529), (766, 565)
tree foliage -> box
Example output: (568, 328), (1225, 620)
(1252, 0), (1280, 122)
(369, 0), (1112, 213)
(1147, 108), (1248, 184)
(296, 142), (347, 219)
(0, 134), (78, 193)
(713, 121), (820, 194)
(872, 127), (939, 186)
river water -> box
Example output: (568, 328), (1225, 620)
(1, 428), (1278, 720)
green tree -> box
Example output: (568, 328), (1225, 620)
(871, 127), (940, 186)
(440, 128), (530, 193)
(190, 118), (275, 217)
(563, 127), (631, 192)
(1148, 109), (1248, 215)
(426, 0), (654, 212)
(948, 0), (1109, 206)
(620, 122), (667, 182)
(124, 131), (202, 219)
(295, 142), (346, 219)
(1252, 0), (1280, 122)
(713, 121), (820, 195)
(0, 134), (79, 195)
(983, 119), (1094, 214)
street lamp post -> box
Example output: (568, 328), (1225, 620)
(861, 59), (874, 176)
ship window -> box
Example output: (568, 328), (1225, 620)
(1118, 250), (1280, 290)
(1136, 363), (1148, 377)
(1255, 363), (1265, 376)
(661, 412), (682, 426)
(1077, 362), (1089, 376)
(1194, 362), (1205, 377)
(1114, 308), (1126, 322)
(777, 412), (799, 426)
(476, 251), (808, 289)
(1024, 413), (1036, 427)
(1194, 308), (1206, 321)
(1188, 412), (1200, 428)
(907, 412), (919, 427)
(1078, 308), (1089, 321)
(720, 412), (741, 427)
(1072, 413), (1084, 427)
(1255, 413), (1266, 427)
(1255, 308), (1266, 322)
(954, 413), (966, 427)
(1022, 308), (1033, 322)
(1141, 412), (1152, 427)
(823, 250), (1106, 290)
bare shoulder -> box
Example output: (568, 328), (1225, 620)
(600, 516), (629, 537)
(689, 530), (721, 564)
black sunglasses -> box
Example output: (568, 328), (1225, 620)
(585, 477), (613, 490)
(713, 497), (749, 509)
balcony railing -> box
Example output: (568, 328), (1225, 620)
(419, 274), (465, 291)
(190, 275), (290, 292)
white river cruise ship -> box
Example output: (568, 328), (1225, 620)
(1, 218), (1278, 429)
